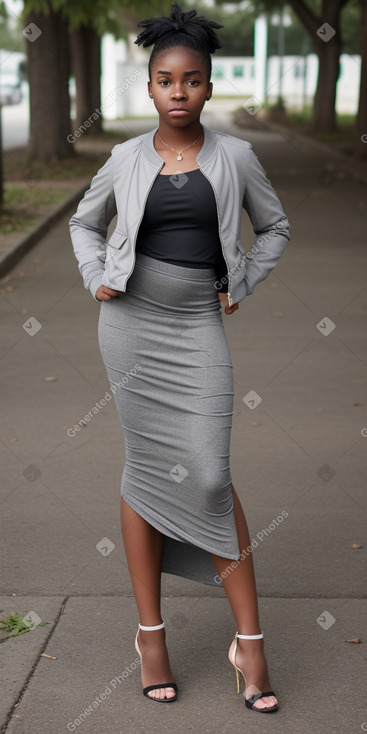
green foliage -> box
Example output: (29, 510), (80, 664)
(0, 1), (9, 19)
(22, 0), (123, 35)
(196, 2), (257, 55)
(0, 612), (48, 636)
(0, 17), (23, 52)
(213, 0), (363, 55)
(22, 0), (184, 34)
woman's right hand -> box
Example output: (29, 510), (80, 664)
(218, 292), (239, 315)
(96, 285), (121, 301)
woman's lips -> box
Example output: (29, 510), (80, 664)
(169, 109), (190, 116)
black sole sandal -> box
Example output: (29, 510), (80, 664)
(134, 621), (178, 702)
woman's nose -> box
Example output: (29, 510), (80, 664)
(171, 85), (186, 99)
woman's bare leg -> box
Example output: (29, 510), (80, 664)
(210, 486), (278, 710)
(120, 497), (176, 700)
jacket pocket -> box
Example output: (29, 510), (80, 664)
(107, 230), (128, 249)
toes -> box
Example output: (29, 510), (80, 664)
(165, 687), (176, 698)
(148, 687), (176, 700)
(253, 695), (278, 710)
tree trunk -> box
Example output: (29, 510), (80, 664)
(313, 36), (342, 133)
(288, 0), (348, 134)
(26, 6), (74, 161)
(356, 0), (367, 158)
(70, 24), (102, 136)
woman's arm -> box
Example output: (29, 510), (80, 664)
(242, 146), (290, 296)
(69, 152), (118, 300)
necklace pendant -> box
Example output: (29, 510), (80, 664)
(177, 154), (183, 161)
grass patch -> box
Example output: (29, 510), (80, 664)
(1, 131), (131, 235)
(4, 131), (128, 182)
(4, 151), (112, 182)
(0, 184), (73, 234)
(283, 108), (356, 142)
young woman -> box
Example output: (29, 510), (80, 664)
(70, 2), (290, 713)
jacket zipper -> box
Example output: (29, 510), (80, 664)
(198, 167), (233, 307)
(123, 163), (165, 288)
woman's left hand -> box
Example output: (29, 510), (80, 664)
(218, 292), (239, 315)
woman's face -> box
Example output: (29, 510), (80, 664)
(148, 46), (212, 128)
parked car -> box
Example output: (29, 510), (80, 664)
(0, 74), (22, 105)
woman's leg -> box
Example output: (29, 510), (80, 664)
(210, 486), (278, 711)
(120, 497), (176, 700)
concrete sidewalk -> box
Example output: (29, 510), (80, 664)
(0, 111), (366, 734)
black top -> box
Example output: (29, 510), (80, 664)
(135, 169), (228, 292)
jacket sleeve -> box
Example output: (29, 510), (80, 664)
(242, 145), (290, 295)
(69, 151), (117, 300)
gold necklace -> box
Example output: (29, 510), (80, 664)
(156, 131), (202, 161)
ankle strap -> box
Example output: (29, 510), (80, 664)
(236, 631), (263, 639)
(138, 621), (165, 631)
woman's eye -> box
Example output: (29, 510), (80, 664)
(157, 80), (199, 86)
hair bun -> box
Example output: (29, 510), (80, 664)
(134, 2), (223, 54)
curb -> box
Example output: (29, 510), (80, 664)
(0, 183), (89, 280)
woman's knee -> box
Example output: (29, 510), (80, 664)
(194, 463), (232, 506)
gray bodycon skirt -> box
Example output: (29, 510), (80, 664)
(97, 251), (241, 586)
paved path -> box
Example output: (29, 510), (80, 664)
(0, 112), (366, 733)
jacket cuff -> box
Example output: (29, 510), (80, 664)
(87, 271), (105, 301)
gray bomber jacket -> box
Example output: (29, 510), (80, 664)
(69, 125), (290, 306)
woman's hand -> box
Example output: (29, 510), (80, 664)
(96, 285), (121, 301)
(218, 292), (239, 315)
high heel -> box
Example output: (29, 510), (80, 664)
(134, 621), (178, 702)
(228, 631), (278, 713)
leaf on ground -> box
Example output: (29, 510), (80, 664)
(351, 543), (363, 549)
(345, 637), (361, 644)
(40, 653), (57, 659)
(0, 613), (48, 637)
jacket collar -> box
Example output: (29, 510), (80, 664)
(141, 124), (217, 166)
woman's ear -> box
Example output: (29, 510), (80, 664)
(206, 81), (213, 101)
(147, 81), (153, 98)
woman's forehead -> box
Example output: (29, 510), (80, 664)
(152, 46), (205, 70)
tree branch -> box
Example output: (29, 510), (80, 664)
(286, 0), (319, 37)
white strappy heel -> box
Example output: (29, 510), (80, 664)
(134, 621), (178, 702)
(228, 631), (278, 712)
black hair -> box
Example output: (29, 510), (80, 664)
(134, 2), (223, 82)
